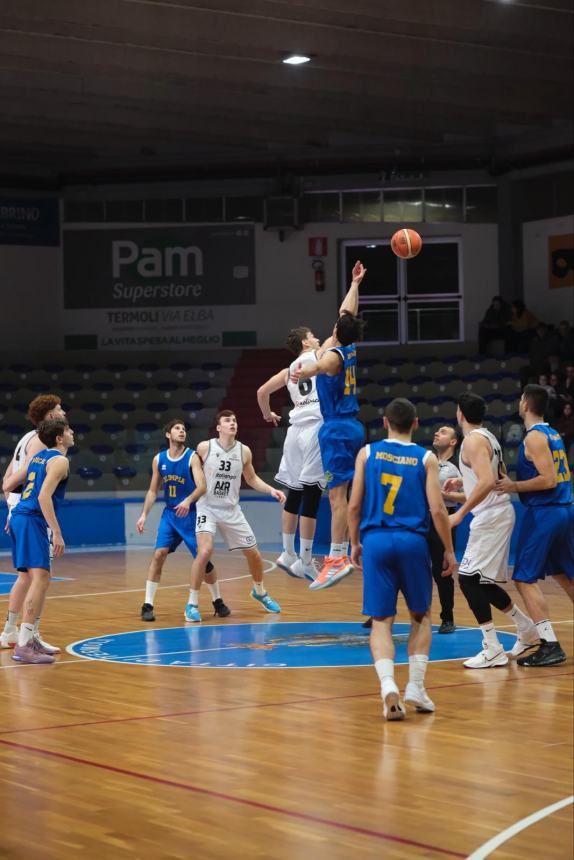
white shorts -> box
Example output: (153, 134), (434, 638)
(195, 504), (257, 552)
(458, 504), (515, 584)
(275, 421), (325, 490)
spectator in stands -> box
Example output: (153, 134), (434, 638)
(538, 374), (558, 419)
(557, 320), (574, 362)
(556, 402), (574, 455)
(556, 363), (574, 404)
(505, 301), (538, 352)
(520, 322), (559, 387)
(478, 296), (510, 354)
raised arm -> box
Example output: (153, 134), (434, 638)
(348, 447), (367, 568)
(339, 259), (367, 317)
(38, 457), (70, 557)
(291, 349), (341, 383)
(449, 436), (495, 527)
(257, 368), (288, 426)
(136, 456), (162, 534)
(241, 445), (286, 504)
(425, 454), (456, 576)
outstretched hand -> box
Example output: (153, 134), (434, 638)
(352, 260), (367, 284)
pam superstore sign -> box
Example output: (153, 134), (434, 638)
(63, 225), (254, 309)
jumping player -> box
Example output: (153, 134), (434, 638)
(257, 326), (325, 582)
(137, 419), (230, 622)
(9, 418), (73, 664)
(187, 410), (285, 621)
(292, 260), (367, 590)
(348, 399), (456, 721)
(1, 394), (66, 653)
(495, 384), (573, 667)
(446, 393), (536, 669)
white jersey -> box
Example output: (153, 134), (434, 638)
(438, 457), (462, 511)
(287, 350), (322, 425)
(459, 427), (510, 516)
(7, 429), (37, 511)
(197, 438), (244, 510)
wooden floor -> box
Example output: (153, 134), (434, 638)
(0, 549), (572, 860)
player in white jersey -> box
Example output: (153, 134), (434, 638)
(444, 393), (536, 669)
(257, 326), (325, 581)
(1, 394), (66, 654)
(184, 410), (286, 621)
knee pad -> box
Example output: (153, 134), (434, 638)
(300, 484), (322, 519)
(206, 560), (214, 574)
(284, 488), (303, 515)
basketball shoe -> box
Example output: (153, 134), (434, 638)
(251, 590), (281, 613)
(12, 639), (55, 664)
(184, 603), (201, 622)
(508, 629), (539, 658)
(463, 641), (508, 669)
(404, 682), (435, 713)
(309, 556), (353, 591)
(275, 551), (298, 576)
(212, 598), (231, 617)
(517, 640), (566, 667)
(382, 682), (406, 722)
(141, 603), (155, 622)
(290, 558), (319, 581)
(34, 635), (60, 655)
(0, 626), (18, 648)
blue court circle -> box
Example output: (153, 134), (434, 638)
(67, 622), (518, 669)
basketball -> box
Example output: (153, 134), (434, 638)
(391, 228), (423, 259)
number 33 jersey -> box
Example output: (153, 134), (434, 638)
(198, 439), (244, 509)
(360, 439), (431, 536)
(287, 350), (322, 425)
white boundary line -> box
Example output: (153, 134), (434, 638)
(466, 795), (574, 860)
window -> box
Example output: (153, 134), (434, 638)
(424, 188), (463, 223)
(302, 193), (340, 222)
(383, 189), (423, 223)
(342, 191), (381, 222)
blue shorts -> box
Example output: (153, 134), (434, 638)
(10, 513), (51, 572)
(362, 528), (432, 618)
(512, 505), (574, 583)
(318, 417), (365, 489)
(156, 507), (197, 555)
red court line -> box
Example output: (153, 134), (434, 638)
(0, 670), (571, 738)
(0, 737), (466, 858)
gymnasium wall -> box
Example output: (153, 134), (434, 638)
(0, 217), (497, 350)
(522, 214), (574, 322)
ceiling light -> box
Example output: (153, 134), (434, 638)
(283, 54), (311, 65)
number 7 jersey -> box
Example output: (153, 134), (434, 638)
(360, 439), (431, 536)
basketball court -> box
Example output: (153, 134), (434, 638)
(1, 549), (571, 860)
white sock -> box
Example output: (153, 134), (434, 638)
(8, 611), (18, 626)
(145, 581), (158, 606)
(329, 543), (346, 559)
(188, 588), (200, 606)
(207, 581), (221, 601)
(408, 654), (429, 687)
(300, 538), (313, 566)
(18, 623), (34, 647)
(535, 619), (557, 643)
(375, 658), (397, 697)
(509, 604), (533, 635)
(253, 581), (265, 596)
(480, 622), (500, 649)
(283, 533), (296, 556)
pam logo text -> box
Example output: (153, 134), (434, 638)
(112, 240), (204, 278)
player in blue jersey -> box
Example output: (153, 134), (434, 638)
(137, 419), (230, 622)
(292, 260), (367, 590)
(9, 418), (73, 665)
(495, 384), (573, 667)
(348, 399), (456, 721)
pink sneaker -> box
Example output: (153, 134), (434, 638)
(309, 556), (354, 591)
(12, 640), (56, 664)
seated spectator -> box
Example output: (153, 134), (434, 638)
(555, 402), (574, 456)
(557, 320), (574, 362)
(538, 374), (559, 419)
(478, 296), (510, 354)
(505, 300), (538, 352)
(520, 322), (559, 386)
(556, 362), (574, 404)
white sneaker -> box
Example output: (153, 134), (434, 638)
(0, 627), (19, 649)
(404, 682), (435, 713)
(291, 558), (320, 582)
(33, 634), (61, 655)
(509, 628), (539, 658)
(463, 641), (509, 669)
(275, 551), (298, 576)
(382, 683), (406, 721)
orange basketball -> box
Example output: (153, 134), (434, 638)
(391, 228), (423, 259)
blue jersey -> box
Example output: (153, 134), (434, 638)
(360, 439), (430, 536)
(157, 448), (197, 510)
(13, 449), (68, 519)
(316, 344), (359, 419)
(517, 423), (572, 507)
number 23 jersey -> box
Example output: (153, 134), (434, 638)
(197, 439), (244, 510)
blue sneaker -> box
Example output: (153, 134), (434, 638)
(251, 589), (281, 613)
(184, 603), (202, 622)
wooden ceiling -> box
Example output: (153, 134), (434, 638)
(0, 0), (572, 184)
